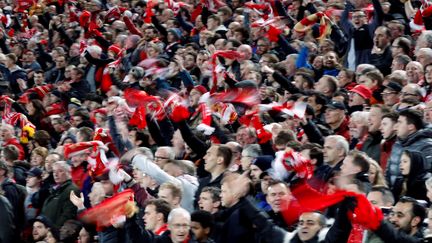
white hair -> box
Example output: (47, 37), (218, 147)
(168, 207), (191, 223)
(350, 111), (369, 126)
(53, 161), (72, 178)
(87, 45), (102, 56)
(157, 146), (175, 160)
(325, 135), (349, 155)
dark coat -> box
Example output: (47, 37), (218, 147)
(361, 131), (382, 163)
(373, 221), (422, 243)
(1, 178), (26, 233)
(41, 180), (79, 227)
(392, 150), (431, 201)
(0, 195), (15, 243)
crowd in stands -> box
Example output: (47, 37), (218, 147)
(4, 0), (432, 242)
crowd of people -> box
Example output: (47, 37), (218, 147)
(3, 0), (432, 242)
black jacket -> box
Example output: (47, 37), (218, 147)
(237, 197), (352, 243)
(361, 131), (382, 163)
(373, 221), (422, 243)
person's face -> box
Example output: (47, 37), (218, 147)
(323, 138), (343, 165)
(374, 28), (390, 49)
(399, 153), (411, 176)
(267, 183), (291, 212)
(77, 227), (90, 243)
(26, 175), (41, 188)
(297, 213), (323, 241)
(426, 65), (432, 84)
(358, 75), (376, 89)
(428, 210), (432, 233)
(314, 77), (327, 93)
(395, 116), (412, 139)
(349, 118), (366, 139)
(146, 47), (159, 58)
(45, 154), (59, 172)
(158, 188), (176, 207)
(33, 221), (49, 241)
(168, 214), (191, 243)
(26, 102), (36, 116)
(71, 153), (87, 167)
(53, 164), (68, 184)
(380, 117), (396, 140)
(382, 88), (399, 106)
(260, 175), (272, 194)
(368, 165), (377, 184)
(249, 164), (263, 183)
(351, 12), (367, 28)
(0, 126), (13, 140)
(55, 57), (66, 69)
(257, 40), (269, 55)
(100, 180), (114, 196)
(240, 153), (254, 171)
(143, 204), (160, 231)
(389, 202), (415, 233)
(190, 221), (209, 242)
(348, 92), (365, 107)
(312, 56), (324, 70)
(323, 52), (337, 68)
(189, 89), (201, 108)
(88, 183), (105, 206)
(221, 183), (238, 208)
(203, 146), (220, 173)
(183, 54), (195, 70)
(30, 154), (44, 167)
(368, 107), (382, 133)
(198, 191), (218, 212)
(155, 148), (170, 168)
(367, 191), (386, 206)
(340, 155), (361, 176)
(405, 62), (423, 82)
(324, 108), (344, 125)
(235, 128), (255, 146)
(34, 73), (45, 85)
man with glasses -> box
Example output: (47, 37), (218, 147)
(154, 146), (175, 169)
(382, 81), (402, 107)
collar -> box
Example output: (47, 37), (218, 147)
(155, 223), (168, 235)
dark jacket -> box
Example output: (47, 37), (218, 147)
(386, 129), (432, 187)
(1, 178), (26, 233)
(41, 180), (79, 227)
(361, 131), (382, 163)
(373, 221), (422, 243)
(213, 200), (257, 243)
(238, 197), (352, 243)
(125, 215), (198, 243)
(0, 195), (15, 243)
(392, 150), (431, 201)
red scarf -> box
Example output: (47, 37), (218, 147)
(155, 224), (168, 235)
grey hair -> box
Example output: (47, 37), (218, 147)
(350, 111), (369, 126)
(168, 207), (191, 223)
(420, 30), (432, 48)
(325, 135), (349, 155)
(242, 144), (262, 158)
(53, 161), (71, 178)
(158, 146), (176, 160)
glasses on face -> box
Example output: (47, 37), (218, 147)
(171, 223), (190, 229)
(352, 15), (366, 19)
(400, 92), (418, 96)
(155, 156), (169, 161)
(381, 91), (397, 96)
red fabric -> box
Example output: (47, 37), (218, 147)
(155, 224), (168, 236)
(191, 4), (203, 22)
(94, 128), (120, 157)
(211, 50), (245, 93)
(348, 224), (365, 243)
(380, 137), (396, 171)
(250, 114), (272, 144)
(279, 150), (314, 180)
(144, 1), (155, 24)
(129, 106), (147, 129)
(79, 189), (135, 230)
(16, 0), (35, 12)
(4, 138), (25, 160)
(211, 88), (260, 107)
(170, 105), (190, 122)
(123, 16), (143, 37)
(79, 10), (91, 27)
(335, 117), (350, 141)
(71, 165), (89, 190)
(267, 25), (282, 42)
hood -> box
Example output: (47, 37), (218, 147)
(400, 128), (432, 147)
(404, 150), (428, 181)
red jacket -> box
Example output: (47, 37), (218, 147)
(334, 117), (350, 141)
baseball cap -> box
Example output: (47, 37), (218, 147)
(350, 84), (372, 100)
(384, 81), (403, 93)
(326, 100), (346, 110)
(27, 167), (43, 178)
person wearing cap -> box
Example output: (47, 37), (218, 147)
(25, 167), (43, 221)
(382, 81), (402, 107)
(358, 69), (385, 105)
(348, 84), (372, 114)
(250, 156), (273, 185)
(324, 101), (350, 140)
(32, 215), (58, 242)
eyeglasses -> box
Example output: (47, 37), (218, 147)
(352, 15), (366, 19)
(154, 156), (169, 161)
(400, 92), (418, 96)
(171, 223), (190, 229)
(381, 92), (397, 96)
